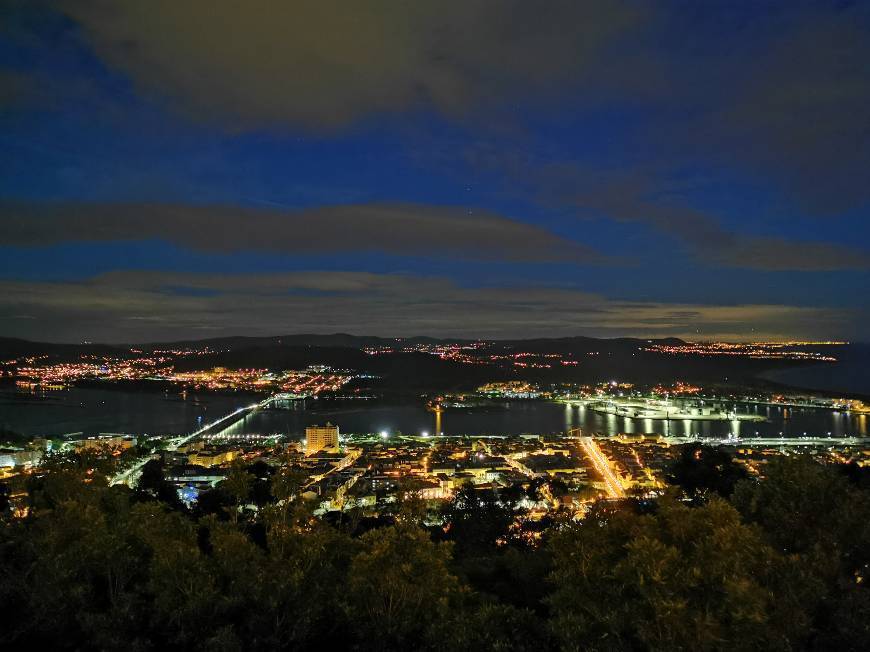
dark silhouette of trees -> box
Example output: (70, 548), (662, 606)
(667, 443), (748, 499)
(346, 524), (460, 649)
(547, 495), (812, 650)
(732, 456), (870, 649)
(1, 455), (868, 650)
(439, 483), (519, 555)
(136, 458), (185, 509)
(0, 482), (10, 518)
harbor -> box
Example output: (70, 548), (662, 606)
(565, 397), (767, 422)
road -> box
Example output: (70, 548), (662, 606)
(303, 448), (362, 488)
(579, 436), (626, 499)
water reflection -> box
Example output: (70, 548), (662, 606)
(1, 386), (867, 438)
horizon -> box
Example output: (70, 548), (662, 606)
(0, 331), (859, 348)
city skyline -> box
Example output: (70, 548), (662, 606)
(1, 2), (869, 342)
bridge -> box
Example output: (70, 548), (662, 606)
(110, 393), (281, 487)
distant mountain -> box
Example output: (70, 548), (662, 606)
(1, 333), (687, 358)
(140, 333), (463, 351)
(171, 344), (371, 371)
(0, 333), (848, 393)
(173, 346), (497, 391)
(497, 336), (686, 355)
(141, 333), (687, 353)
(0, 336), (125, 360)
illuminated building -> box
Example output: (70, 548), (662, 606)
(74, 435), (136, 453)
(187, 449), (237, 467)
(306, 423), (339, 455)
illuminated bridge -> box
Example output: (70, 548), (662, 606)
(110, 393), (280, 487)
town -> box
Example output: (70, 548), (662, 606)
(4, 411), (869, 521)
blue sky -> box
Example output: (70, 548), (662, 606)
(0, 1), (868, 342)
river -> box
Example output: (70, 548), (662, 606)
(1, 386), (867, 440)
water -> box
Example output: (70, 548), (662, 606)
(223, 400), (867, 439)
(759, 343), (870, 396)
(1, 386), (866, 439)
(0, 387), (252, 439)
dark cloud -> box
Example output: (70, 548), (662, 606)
(60, 0), (645, 129)
(0, 201), (603, 263)
(464, 152), (870, 272)
(8, 2), (865, 218)
(563, 177), (870, 271)
(717, 5), (870, 213)
(0, 69), (31, 106)
(5, 1), (863, 216)
(0, 270), (853, 343)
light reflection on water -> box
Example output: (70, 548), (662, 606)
(1, 386), (867, 439)
(229, 400), (867, 439)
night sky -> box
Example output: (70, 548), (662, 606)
(1, 1), (868, 343)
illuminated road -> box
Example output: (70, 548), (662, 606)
(504, 454), (534, 478)
(579, 436), (626, 499)
(303, 448), (362, 488)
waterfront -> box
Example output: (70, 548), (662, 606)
(2, 386), (867, 440)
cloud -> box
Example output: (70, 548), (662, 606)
(0, 201), (603, 263)
(462, 152), (870, 272)
(454, 4), (870, 216)
(0, 69), (32, 107)
(717, 5), (870, 213)
(60, 0), (645, 130)
(0, 270), (855, 343)
(7, 2), (865, 220)
(8, 1), (865, 216)
(565, 179), (870, 271)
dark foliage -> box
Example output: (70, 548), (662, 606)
(0, 457), (867, 650)
(667, 443), (749, 499)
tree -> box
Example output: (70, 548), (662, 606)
(222, 460), (254, 523)
(547, 495), (813, 650)
(732, 456), (870, 647)
(135, 458), (184, 510)
(435, 603), (552, 652)
(270, 467), (309, 503)
(346, 524), (461, 649)
(732, 456), (870, 576)
(440, 483), (519, 556)
(137, 458), (166, 494)
(667, 443), (748, 499)
(838, 460), (870, 491)
(0, 482), (10, 519)
(194, 485), (234, 521)
(265, 467), (311, 527)
(385, 475), (434, 526)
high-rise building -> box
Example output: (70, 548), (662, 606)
(306, 422), (339, 455)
